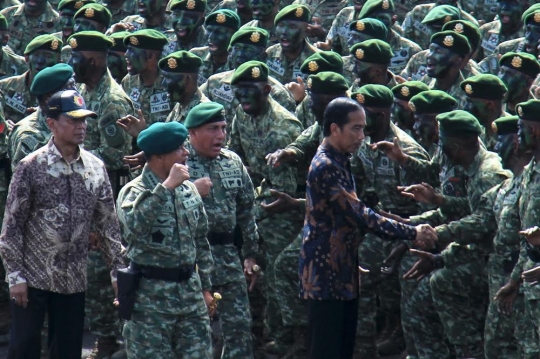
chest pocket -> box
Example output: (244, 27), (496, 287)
(150, 202), (176, 246)
(179, 186), (203, 240)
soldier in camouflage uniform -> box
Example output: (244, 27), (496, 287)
(113, 0), (169, 33)
(52, 0), (94, 44)
(108, 31), (129, 83)
(292, 0), (350, 44)
(1, 0), (60, 54)
(498, 52), (540, 115)
(412, 5), (461, 49)
(0, 14), (27, 80)
(116, 121), (214, 359)
(209, 0), (252, 25)
(339, 18), (388, 65)
(190, 10), (240, 86)
(184, 102), (259, 359)
(391, 81), (429, 138)
(242, 0), (280, 45)
(0, 34), (62, 125)
(162, 0), (207, 56)
(324, 2), (373, 55)
(99, 0), (137, 24)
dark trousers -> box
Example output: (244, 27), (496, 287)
(307, 298), (358, 359)
(7, 287), (85, 359)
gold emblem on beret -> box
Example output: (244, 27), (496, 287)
(356, 93), (365, 104)
(491, 122), (498, 134)
(308, 61), (319, 72)
(442, 35), (454, 47)
(168, 58), (177, 69)
(444, 15), (451, 23)
(307, 77), (312, 88)
(409, 101), (416, 112)
(250, 32), (260, 43)
(69, 38), (78, 48)
(295, 7), (303, 17)
(129, 36), (139, 46)
(84, 7), (94, 17)
(216, 13), (226, 23)
(400, 86), (410, 97)
(453, 23), (464, 33)
(50, 39), (59, 50)
(464, 84), (473, 95)
(187, 0), (196, 9)
(511, 55), (522, 68)
(356, 21), (365, 31)
(355, 48), (364, 60)
(518, 105), (524, 117)
(382, 0), (389, 9)
(535, 12), (540, 23)
(74, 0), (83, 9)
(252, 67), (261, 78)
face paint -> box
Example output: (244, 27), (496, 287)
(524, 23), (540, 56)
(441, 140), (459, 164)
(353, 0), (365, 11)
(206, 25), (235, 56)
(276, 20), (307, 53)
(464, 97), (490, 122)
(125, 46), (147, 75)
(498, 0), (524, 31)
(494, 133), (517, 167)
(68, 51), (94, 83)
(426, 43), (457, 78)
(498, 66), (529, 103)
(0, 31), (8, 47)
(233, 82), (266, 115)
(28, 50), (59, 75)
(347, 31), (374, 48)
(368, 10), (393, 29)
(74, 17), (103, 32)
(308, 92), (338, 124)
(353, 59), (375, 83)
(24, 0), (47, 13)
(413, 113), (438, 150)
(236, 0), (251, 13)
(172, 10), (204, 39)
(162, 71), (189, 103)
(518, 119), (537, 152)
(59, 9), (76, 39)
(139, 0), (165, 18)
(363, 107), (384, 135)
(250, 0), (275, 20)
(108, 52), (128, 82)
(392, 100), (415, 131)
(228, 43), (266, 68)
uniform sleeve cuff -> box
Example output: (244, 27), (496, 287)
(8, 271), (26, 288)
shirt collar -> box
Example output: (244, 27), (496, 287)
(46, 137), (85, 166)
(321, 140), (350, 167)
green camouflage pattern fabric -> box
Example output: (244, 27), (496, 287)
(1, 2), (60, 54)
(348, 63), (401, 91)
(295, 94), (318, 129)
(165, 88), (210, 124)
(471, 0), (499, 24)
(422, 71), (468, 109)
(162, 29), (207, 56)
(401, 49), (482, 81)
(293, 0), (351, 43)
(478, 20), (525, 61)
(190, 46), (233, 87)
(99, 0), (138, 23)
(121, 73), (171, 125)
(0, 46), (27, 80)
(388, 29), (422, 73)
(478, 37), (525, 75)
(265, 40), (320, 84)
(325, 6), (359, 56)
(0, 72), (37, 124)
(242, 20), (277, 45)
(117, 14), (170, 33)
(286, 121), (324, 169)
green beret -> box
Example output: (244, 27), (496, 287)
(24, 34), (63, 55)
(359, 0), (394, 19)
(408, 90), (458, 114)
(306, 72), (348, 95)
(124, 29), (168, 51)
(158, 51), (202, 73)
(68, 31), (113, 52)
(170, 0), (206, 12)
(521, 3), (540, 24)
(492, 115), (519, 135)
(350, 39), (393, 64)
(442, 20), (481, 51)
(349, 18), (388, 40)
(499, 52), (540, 78)
(437, 110), (483, 138)
(30, 63), (74, 96)
(231, 60), (268, 84)
(185, 102), (226, 129)
(460, 74), (507, 100)
(352, 84), (394, 108)
(430, 30), (471, 57)
(274, 4), (311, 25)
(392, 81), (429, 101)
(0, 14), (6, 31)
(301, 51), (343, 75)
(74, 3), (112, 27)
(138, 122), (188, 155)
(205, 9), (241, 30)
(58, 0), (95, 12)
(109, 31), (129, 52)
(228, 26), (269, 50)
(422, 5), (461, 26)
(516, 99), (540, 122)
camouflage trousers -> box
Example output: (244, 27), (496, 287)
(86, 250), (119, 338)
(398, 250), (420, 358)
(484, 254), (540, 359)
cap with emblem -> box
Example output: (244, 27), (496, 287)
(74, 3), (112, 28)
(351, 84), (393, 108)
(430, 30), (471, 57)
(205, 9), (241, 30)
(31, 63), (74, 96)
(350, 39), (394, 64)
(47, 89), (97, 119)
(348, 18), (388, 40)
(422, 5), (461, 26)
(58, 0), (95, 12)
(392, 81), (429, 101)
(0, 14), (6, 31)
(359, 0), (394, 19)
(515, 99), (540, 122)
(274, 4), (311, 25)
(158, 51), (202, 73)
(492, 115), (518, 135)
(499, 52), (540, 79)
(306, 72), (348, 95)
(138, 122), (189, 155)
(228, 26), (269, 50)
(170, 0), (206, 12)
(522, 3), (540, 24)
(437, 110), (483, 138)
(68, 31), (113, 52)
(231, 60), (269, 84)
(460, 74), (507, 100)
(185, 102), (226, 129)
(109, 31), (129, 52)
(408, 90), (457, 114)
(301, 51), (344, 74)
(442, 20), (481, 51)
(124, 29), (168, 51)
(24, 34), (63, 55)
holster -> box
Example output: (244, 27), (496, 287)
(117, 265), (141, 321)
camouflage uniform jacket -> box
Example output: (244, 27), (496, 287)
(423, 71), (468, 109)
(1, 2), (60, 54)
(190, 46), (232, 87)
(210, 0), (252, 25)
(0, 0), (21, 8)
(471, 0), (499, 24)
(187, 146), (259, 285)
(388, 29), (422, 74)
(348, 68), (401, 92)
(162, 28), (207, 56)
(478, 37), (524, 75)
(293, 0), (350, 43)
(286, 121), (324, 169)
(78, 69), (133, 171)
(265, 40), (320, 84)
(325, 6), (359, 56)
(478, 20), (525, 60)
(0, 71), (36, 124)
(117, 14), (170, 33)
(121, 72), (170, 125)
(116, 165), (214, 313)
(99, 0), (138, 24)
(242, 20), (278, 45)
(228, 96), (303, 198)
(165, 88), (210, 124)
(400, 49), (481, 81)
(200, 69), (295, 128)
(0, 46), (27, 80)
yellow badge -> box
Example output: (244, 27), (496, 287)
(129, 36), (139, 46)
(69, 38), (78, 48)
(50, 39), (59, 50)
(307, 77), (312, 88)
(168, 58), (177, 69)
(187, 0), (196, 9)
(511, 56), (522, 68)
(356, 21), (365, 31)
(400, 86), (410, 97)
(216, 13), (226, 23)
(250, 32), (260, 43)
(518, 106), (524, 117)
(491, 122), (498, 134)
(74, 0), (83, 9)
(84, 7), (94, 17)
(295, 7), (303, 17)
(382, 0), (389, 9)
(409, 101), (416, 112)
(355, 48), (364, 60)
(442, 35), (454, 47)
(444, 15), (451, 23)
(356, 93), (365, 104)
(308, 61), (319, 72)
(535, 12), (540, 23)
(74, 95), (84, 106)
(453, 23), (464, 33)
(252, 67), (261, 78)
(464, 84), (473, 95)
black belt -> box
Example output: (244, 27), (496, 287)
(207, 231), (235, 246)
(131, 262), (194, 282)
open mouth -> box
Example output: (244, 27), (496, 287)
(62, 28), (73, 37)
(208, 43), (219, 52)
(175, 28), (188, 37)
(212, 143), (223, 151)
(500, 14), (511, 24)
(280, 39), (291, 47)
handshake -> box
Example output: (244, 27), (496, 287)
(412, 224), (438, 250)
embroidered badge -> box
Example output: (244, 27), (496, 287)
(442, 35), (454, 47)
(252, 67), (261, 78)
